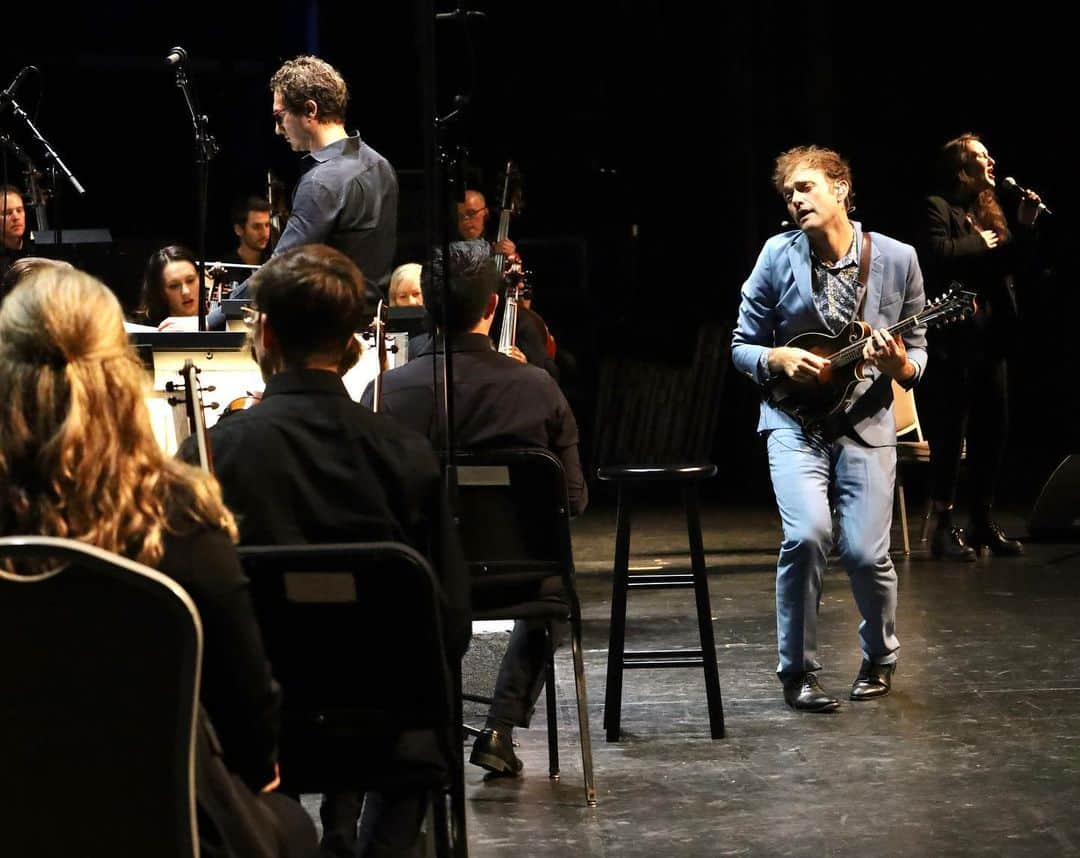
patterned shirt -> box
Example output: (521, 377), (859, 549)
(810, 234), (860, 334)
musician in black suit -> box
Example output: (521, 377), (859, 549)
(363, 251), (586, 777)
(920, 134), (1041, 560)
(180, 244), (470, 858)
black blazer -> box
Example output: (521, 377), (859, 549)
(921, 194), (1034, 355)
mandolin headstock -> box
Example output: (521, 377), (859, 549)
(924, 284), (977, 328)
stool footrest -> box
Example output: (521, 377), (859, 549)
(627, 573), (695, 589)
(624, 648), (705, 669)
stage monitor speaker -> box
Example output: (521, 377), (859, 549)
(1029, 455), (1080, 540)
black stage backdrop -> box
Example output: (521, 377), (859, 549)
(3, 2), (1075, 508)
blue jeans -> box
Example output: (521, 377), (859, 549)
(766, 428), (900, 681)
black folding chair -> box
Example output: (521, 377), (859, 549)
(237, 541), (465, 857)
(454, 448), (597, 807)
(0, 536), (202, 858)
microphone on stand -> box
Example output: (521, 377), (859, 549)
(0, 66), (34, 111)
(1002, 176), (1052, 215)
(165, 47), (188, 67)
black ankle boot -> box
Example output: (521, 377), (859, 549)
(930, 522), (977, 561)
(968, 519), (1023, 556)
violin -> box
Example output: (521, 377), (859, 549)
(165, 360), (216, 473)
(359, 300), (395, 411)
(224, 391), (263, 414)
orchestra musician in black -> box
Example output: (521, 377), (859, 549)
(179, 244), (469, 858)
(1, 266), (317, 857)
(364, 250), (586, 778)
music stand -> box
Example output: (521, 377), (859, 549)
(29, 228), (113, 277)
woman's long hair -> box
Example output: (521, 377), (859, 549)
(0, 266), (237, 566)
(938, 133), (1009, 240)
(141, 244), (198, 325)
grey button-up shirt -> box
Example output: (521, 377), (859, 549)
(237, 133), (398, 300)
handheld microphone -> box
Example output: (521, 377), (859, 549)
(1002, 176), (1052, 215)
(165, 46), (188, 67)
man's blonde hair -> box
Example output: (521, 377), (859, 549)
(772, 145), (855, 211)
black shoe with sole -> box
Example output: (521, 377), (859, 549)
(930, 524), (977, 561)
(850, 660), (895, 700)
(469, 728), (523, 776)
(968, 520), (1023, 556)
(782, 673), (840, 712)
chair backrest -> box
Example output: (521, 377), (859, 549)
(236, 541), (453, 793)
(891, 379), (925, 441)
(0, 536), (202, 858)
(453, 447), (575, 592)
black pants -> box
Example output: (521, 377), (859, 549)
(319, 789), (427, 858)
(474, 576), (569, 728)
(489, 617), (569, 727)
(926, 352), (1009, 517)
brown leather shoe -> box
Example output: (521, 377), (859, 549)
(782, 673), (840, 712)
(850, 660), (895, 700)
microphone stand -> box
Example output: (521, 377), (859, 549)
(2, 96), (85, 256)
(415, 3), (482, 855)
(171, 54), (218, 331)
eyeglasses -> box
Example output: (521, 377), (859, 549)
(241, 305), (261, 328)
(460, 207), (488, 220)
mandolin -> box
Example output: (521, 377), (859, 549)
(765, 288), (975, 431)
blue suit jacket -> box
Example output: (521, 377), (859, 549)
(731, 222), (927, 447)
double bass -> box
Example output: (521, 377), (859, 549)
(493, 161), (523, 357)
(490, 163), (557, 364)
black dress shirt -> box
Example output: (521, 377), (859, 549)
(361, 333), (588, 516)
(178, 368), (470, 657)
(260, 134), (398, 299)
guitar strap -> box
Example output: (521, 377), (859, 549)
(854, 230), (872, 321)
(821, 230), (876, 442)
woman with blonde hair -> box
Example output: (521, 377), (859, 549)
(388, 262), (423, 307)
(0, 267), (316, 857)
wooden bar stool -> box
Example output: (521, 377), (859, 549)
(597, 464), (725, 742)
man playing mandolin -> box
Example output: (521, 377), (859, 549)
(731, 145), (927, 713)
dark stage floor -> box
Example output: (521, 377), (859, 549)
(454, 501), (1080, 857)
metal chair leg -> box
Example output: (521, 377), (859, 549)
(544, 623), (560, 780)
(450, 669), (469, 858)
(432, 785), (452, 858)
(569, 596), (597, 806)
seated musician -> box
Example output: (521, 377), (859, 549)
(225, 194), (273, 267)
(0, 185), (29, 284)
(0, 266), (317, 857)
(140, 244), (202, 330)
(0, 256), (72, 302)
(456, 188), (560, 378)
(362, 250), (586, 778)
(731, 145), (926, 713)
(388, 262), (423, 307)
(178, 244), (470, 858)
